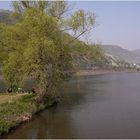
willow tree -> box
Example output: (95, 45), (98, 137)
(1, 1), (96, 103)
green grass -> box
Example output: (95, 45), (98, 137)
(0, 93), (37, 136)
(0, 93), (56, 137)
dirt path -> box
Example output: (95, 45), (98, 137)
(0, 93), (27, 105)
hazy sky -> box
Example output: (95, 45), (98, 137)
(0, 1), (140, 50)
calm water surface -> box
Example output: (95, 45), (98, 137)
(4, 73), (140, 138)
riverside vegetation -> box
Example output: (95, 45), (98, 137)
(0, 93), (57, 136)
(0, 1), (104, 136)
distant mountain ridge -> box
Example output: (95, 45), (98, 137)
(101, 45), (140, 64)
(131, 49), (140, 56)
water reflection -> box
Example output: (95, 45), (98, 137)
(4, 73), (140, 138)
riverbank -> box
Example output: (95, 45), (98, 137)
(0, 93), (57, 138)
(76, 69), (137, 76)
(0, 69), (138, 138)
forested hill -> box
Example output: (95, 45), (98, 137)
(0, 9), (111, 70)
(0, 9), (16, 24)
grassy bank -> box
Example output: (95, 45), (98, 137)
(0, 93), (56, 137)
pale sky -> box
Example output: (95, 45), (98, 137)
(0, 1), (140, 50)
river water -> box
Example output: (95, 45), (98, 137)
(4, 73), (140, 138)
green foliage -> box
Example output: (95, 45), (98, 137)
(66, 9), (95, 34)
(0, 1), (96, 102)
(0, 8), (72, 101)
(12, 1), (68, 19)
(3, 52), (25, 88)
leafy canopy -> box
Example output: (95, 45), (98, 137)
(0, 1), (96, 102)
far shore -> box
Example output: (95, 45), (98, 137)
(76, 69), (138, 76)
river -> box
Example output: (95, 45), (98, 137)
(4, 73), (140, 138)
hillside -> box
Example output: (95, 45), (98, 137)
(0, 9), (137, 70)
(131, 49), (140, 56)
(101, 45), (140, 64)
(0, 9), (15, 24)
(0, 9), (109, 70)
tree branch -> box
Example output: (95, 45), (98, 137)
(61, 27), (73, 32)
(64, 29), (88, 46)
